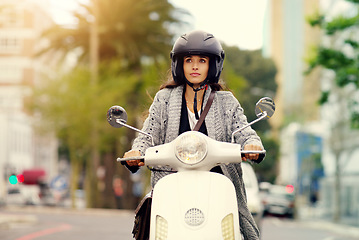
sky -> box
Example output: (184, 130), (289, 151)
(170, 0), (268, 50)
(49, 0), (268, 50)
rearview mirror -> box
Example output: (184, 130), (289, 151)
(107, 106), (128, 128)
(231, 97), (275, 143)
(255, 97), (275, 119)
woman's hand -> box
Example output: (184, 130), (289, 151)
(242, 144), (262, 161)
(124, 150), (144, 167)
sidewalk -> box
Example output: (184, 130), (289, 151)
(297, 205), (359, 239)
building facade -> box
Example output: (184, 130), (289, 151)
(264, 0), (321, 130)
(264, 0), (322, 184)
(0, 0), (58, 198)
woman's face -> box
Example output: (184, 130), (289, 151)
(183, 55), (209, 88)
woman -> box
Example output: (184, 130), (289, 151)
(124, 30), (263, 240)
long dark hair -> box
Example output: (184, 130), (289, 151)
(159, 69), (224, 91)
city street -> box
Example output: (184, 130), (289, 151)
(1, 207), (358, 240)
(1, 2), (359, 240)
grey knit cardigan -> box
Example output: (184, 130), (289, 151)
(132, 85), (262, 240)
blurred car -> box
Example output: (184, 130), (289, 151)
(258, 182), (272, 206)
(6, 188), (23, 206)
(242, 162), (263, 228)
(259, 182), (272, 195)
(6, 185), (41, 206)
(262, 184), (295, 218)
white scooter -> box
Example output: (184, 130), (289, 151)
(107, 97), (275, 240)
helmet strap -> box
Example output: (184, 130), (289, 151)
(185, 79), (208, 120)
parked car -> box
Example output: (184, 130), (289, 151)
(242, 162), (263, 228)
(6, 185), (41, 206)
(259, 182), (272, 206)
(262, 184), (295, 218)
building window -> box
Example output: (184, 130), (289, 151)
(0, 37), (21, 53)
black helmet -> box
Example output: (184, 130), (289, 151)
(170, 30), (225, 84)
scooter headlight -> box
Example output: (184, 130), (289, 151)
(175, 133), (208, 165)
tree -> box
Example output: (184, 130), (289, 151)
(306, 0), (359, 127)
(30, 63), (129, 205)
(34, 0), (187, 208)
(39, 0), (186, 67)
(306, 0), (359, 222)
(222, 44), (279, 183)
(223, 46), (277, 133)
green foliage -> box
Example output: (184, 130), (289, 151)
(252, 135), (279, 183)
(305, 0), (359, 129)
(344, 39), (359, 48)
(319, 47), (353, 69)
(40, 0), (187, 66)
(351, 112), (359, 128)
(307, 12), (325, 27)
(222, 44), (279, 180)
(223, 45), (277, 134)
(223, 47), (277, 93)
(306, 4), (359, 35)
(325, 15), (359, 35)
(349, 100), (359, 128)
(222, 61), (247, 91)
(307, 47), (354, 73)
(336, 67), (358, 87)
(34, 0), (187, 208)
(306, 45), (358, 90)
(31, 65), (136, 152)
(318, 91), (330, 105)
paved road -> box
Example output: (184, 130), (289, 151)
(1, 207), (359, 240)
(0, 207), (134, 240)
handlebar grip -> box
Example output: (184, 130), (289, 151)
(117, 156), (145, 162)
(241, 151), (266, 164)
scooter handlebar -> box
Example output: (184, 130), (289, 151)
(117, 156), (145, 162)
(117, 151), (266, 164)
(117, 148), (266, 165)
(241, 150), (266, 164)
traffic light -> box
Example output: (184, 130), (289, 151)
(9, 175), (18, 184)
(8, 174), (25, 184)
(17, 174), (24, 183)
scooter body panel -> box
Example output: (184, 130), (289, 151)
(149, 171), (241, 240)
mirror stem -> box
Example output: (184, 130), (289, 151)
(231, 111), (268, 143)
(116, 119), (154, 146)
